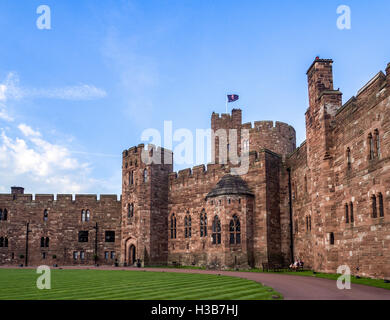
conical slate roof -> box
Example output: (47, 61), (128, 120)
(206, 175), (254, 199)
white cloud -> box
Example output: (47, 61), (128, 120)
(0, 125), (94, 194)
(18, 124), (41, 137)
(0, 73), (117, 195)
(0, 72), (107, 103)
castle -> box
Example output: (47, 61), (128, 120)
(0, 58), (389, 279)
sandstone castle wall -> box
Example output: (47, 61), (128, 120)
(1, 58), (389, 279)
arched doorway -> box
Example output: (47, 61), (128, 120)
(128, 245), (136, 266)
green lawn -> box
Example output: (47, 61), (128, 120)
(0, 269), (282, 300)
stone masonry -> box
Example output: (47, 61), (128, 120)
(0, 58), (389, 279)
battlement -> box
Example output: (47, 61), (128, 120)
(241, 120), (296, 134)
(0, 193), (121, 203)
(122, 143), (173, 166)
(335, 64), (389, 118)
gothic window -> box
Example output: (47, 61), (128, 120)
(43, 209), (48, 222)
(128, 203), (134, 218)
(170, 213), (177, 239)
(378, 193), (384, 217)
(105, 231), (115, 242)
(350, 202), (354, 223)
(374, 129), (380, 159)
(0, 237), (3, 247)
(212, 215), (221, 245)
(41, 237), (49, 248)
(81, 210), (86, 222)
(2, 209), (7, 221)
(78, 231), (89, 243)
(229, 215), (241, 245)
(184, 212), (192, 239)
(372, 195), (377, 218)
(345, 204), (349, 224)
(105, 251), (109, 260)
(304, 175), (308, 194)
(143, 169), (148, 183)
(368, 133), (374, 160)
(111, 251), (115, 259)
(86, 210), (90, 222)
(129, 171), (134, 185)
(346, 148), (352, 170)
(42, 252), (46, 259)
(200, 210), (207, 237)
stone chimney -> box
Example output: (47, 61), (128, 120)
(11, 186), (24, 195)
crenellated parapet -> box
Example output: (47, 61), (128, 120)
(242, 120), (296, 157)
(122, 143), (173, 168)
(0, 193), (120, 204)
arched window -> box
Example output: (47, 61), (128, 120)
(368, 133), (374, 160)
(329, 232), (335, 245)
(372, 195), (377, 218)
(143, 169), (148, 183)
(304, 175), (308, 194)
(86, 209), (90, 221)
(345, 204), (349, 224)
(129, 171), (134, 185)
(81, 210), (86, 222)
(229, 215), (241, 245)
(346, 148), (352, 169)
(3, 209), (7, 221)
(45, 237), (49, 248)
(0, 237), (3, 247)
(128, 203), (134, 218)
(212, 215), (221, 245)
(200, 210), (207, 237)
(43, 209), (48, 222)
(40, 237), (45, 248)
(374, 129), (380, 159)
(170, 214), (177, 239)
(184, 212), (191, 238)
(350, 202), (354, 223)
(379, 193), (384, 217)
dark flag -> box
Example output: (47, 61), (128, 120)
(227, 94), (239, 103)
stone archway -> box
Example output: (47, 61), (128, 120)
(124, 238), (137, 267)
(129, 244), (136, 266)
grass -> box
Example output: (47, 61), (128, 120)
(245, 269), (390, 291)
(0, 269), (282, 300)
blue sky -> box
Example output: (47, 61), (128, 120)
(0, 0), (389, 195)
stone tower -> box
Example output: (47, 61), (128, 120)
(305, 58), (342, 272)
(121, 144), (173, 266)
